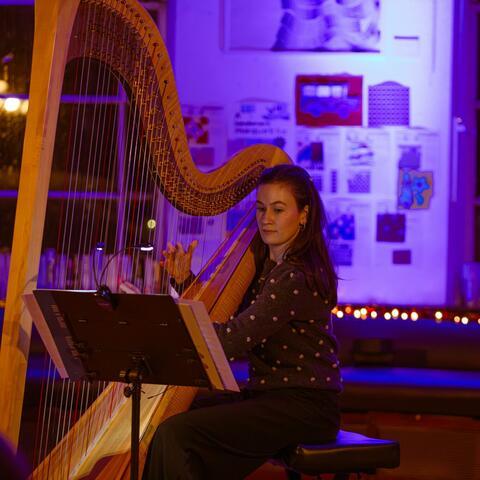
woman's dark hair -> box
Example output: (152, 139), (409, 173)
(252, 164), (338, 306)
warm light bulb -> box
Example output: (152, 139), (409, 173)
(370, 311), (377, 319)
(353, 309), (361, 318)
(391, 308), (399, 318)
(410, 311), (419, 321)
(434, 311), (443, 320)
(147, 219), (156, 229)
(461, 316), (469, 325)
(454, 316), (460, 323)
(384, 312), (392, 320)
(3, 97), (21, 112)
(345, 306), (352, 314)
(336, 310), (344, 318)
(20, 99), (29, 114)
(360, 307), (367, 315)
(401, 312), (408, 320)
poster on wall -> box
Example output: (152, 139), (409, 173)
(343, 128), (392, 197)
(393, 129), (437, 210)
(296, 127), (341, 194)
(228, 99), (291, 156)
(295, 127), (392, 196)
(397, 169), (433, 209)
(325, 199), (372, 269)
(224, 0), (380, 52)
(227, 99), (291, 234)
(295, 75), (363, 127)
(182, 104), (226, 170)
(368, 81), (410, 127)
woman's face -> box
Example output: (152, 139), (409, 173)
(256, 183), (307, 262)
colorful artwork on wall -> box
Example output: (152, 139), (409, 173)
(183, 114), (210, 144)
(392, 249), (412, 265)
(296, 141), (324, 171)
(346, 135), (375, 166)
(397, 169), (433, 209)
(328, 213), (356, 241)
(229, 99), (291, 155)
(368, 81), (410, 127)
(182, 105), (226, 171)
(225, 0), (380, 52)
(376, 213), (406, 243)
(398, 145), (421, 169)
(347, 170), (371, 194)
(331, 243), (354, 267)
(295, 75), (363, 127)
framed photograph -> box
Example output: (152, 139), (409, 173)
(224, 0), (380, 52)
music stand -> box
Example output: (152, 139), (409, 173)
(28, 289), (237, 480)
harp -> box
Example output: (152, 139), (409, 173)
(0, 0), (290, 477)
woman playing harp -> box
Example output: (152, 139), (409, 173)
(0, 0), (301, 478)
(143, 164), (342, 480)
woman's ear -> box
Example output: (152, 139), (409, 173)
(300, 205), (309, 224)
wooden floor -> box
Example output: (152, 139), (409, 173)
(16, 393), (480, 479)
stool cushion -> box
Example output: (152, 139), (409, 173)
(282, 430), (400, 475)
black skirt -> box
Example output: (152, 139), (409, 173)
(142, 387), (340, 480)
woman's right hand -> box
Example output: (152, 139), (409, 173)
(161, 240), (198, 284)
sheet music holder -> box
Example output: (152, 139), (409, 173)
(24, 290), (239, 480)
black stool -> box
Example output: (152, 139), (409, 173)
(278, 430), (400, 479)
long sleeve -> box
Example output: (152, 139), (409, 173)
(214, 260), (342, 392)
(215, 267), (314, 358)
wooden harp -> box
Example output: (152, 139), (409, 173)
(0, 0), (290, 477)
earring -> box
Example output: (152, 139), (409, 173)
(299, 223), (306, 231)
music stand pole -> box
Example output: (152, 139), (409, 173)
(122, 358), (145, 480)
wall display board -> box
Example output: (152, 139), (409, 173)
(294, 125), (441, 304)
(173, 0), (453, 305)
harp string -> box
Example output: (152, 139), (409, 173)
(139, 40), (163, 294)
(75, 4), (121, 470)
(76, 0), (104, 279)
(33, 357), (52, 477)
(116, 12), (144, 285)
(123, 15), (151, 285)
(80, 2), (114, 268)
(62, 0), (95, 285)
(37, 2), (93, 474)
(59, 2), (98, 473)
(63, 380), (77, 476)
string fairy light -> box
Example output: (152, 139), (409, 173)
(332, 303), (480, 326)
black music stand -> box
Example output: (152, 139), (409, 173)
(31, 289), (222, 480)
